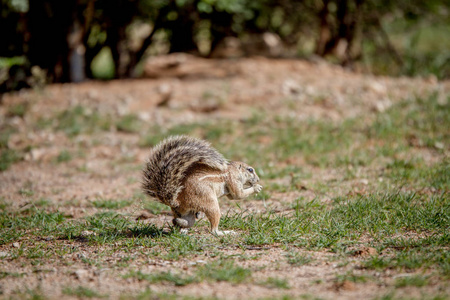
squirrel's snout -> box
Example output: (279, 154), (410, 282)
(246, 176), (259, 187)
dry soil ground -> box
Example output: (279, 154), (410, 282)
(0, 55), (448, 300)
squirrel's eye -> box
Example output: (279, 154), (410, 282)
(247, 167), (254, 173)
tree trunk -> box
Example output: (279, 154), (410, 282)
(67, 19), (86, 82)
(28, 0), (77, 82)
(169, 18), (198, 53)
(167, 2), (199, 54)
(315, 0), (330, 56)
(208, 11), (234, 56)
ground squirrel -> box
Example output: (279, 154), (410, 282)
(142, 135), (262, 235)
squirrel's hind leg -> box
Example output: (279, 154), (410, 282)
(203, 199), (236, 236)
(172, 211), (196, 229)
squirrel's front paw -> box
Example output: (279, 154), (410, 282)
(253, 184), (263, 193)
(212, 230), (236, 236)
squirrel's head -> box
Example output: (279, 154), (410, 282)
(235, 162), (260, 186)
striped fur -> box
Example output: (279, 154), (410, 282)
(142, 135), (228, 207)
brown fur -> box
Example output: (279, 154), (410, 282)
(142, 136), (262, 235)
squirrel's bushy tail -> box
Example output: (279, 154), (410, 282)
(142, 135), (228, 207)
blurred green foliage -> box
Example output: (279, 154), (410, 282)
(0, 0), (449, 91)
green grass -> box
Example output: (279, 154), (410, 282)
(220, 192), (449, 249)
(116, 114), (142, 133)
(0, 209), (66, 245)
(260, 277), (291, 289)
(285, 251), (313, 266)
(63, 286), (106, 298)
(369, 93), (448, 149)
(1, 186), (447, 288)
(0, 199), (7, 211)
(132, 289), (224, 300)
(92, 198), (133, 209)
(1, 190), (447, 268)
(0, 125), (16, 149)
(373, 293), (449, 300)
(55, 150), (72, 163)
(7, 103), (28, 118)
(125, 259), (251, 286)
(142, 199), (167, 214)
(80, 212), (131, 243)
(37, 105), (113, 137)
(335, 272), (370, 284)
(125, 270), (198, 286)
(0, 124), (22, 172)
(158, 233), (213, 260)
(394, 275), (429, 288)
(22, 288), (45, 300)
(0, 271), (26, 279)
(363, 248), (449, 277)
(37, 107), (143, 137)
(197, 259), (251, 284)
(33, 198), (50, 207)
(25, 243), (53, 259)
(0, 149), (21, 171)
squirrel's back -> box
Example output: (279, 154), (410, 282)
(142, 135), (228, 207)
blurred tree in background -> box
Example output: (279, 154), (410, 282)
(1, 0), (449, 92)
